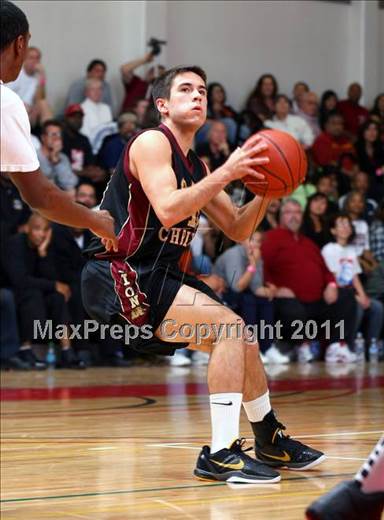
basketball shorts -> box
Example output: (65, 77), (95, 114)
(81, 259), (223, 355)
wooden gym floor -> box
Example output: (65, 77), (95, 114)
(1, 362), (383, 519)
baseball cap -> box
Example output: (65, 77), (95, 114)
(65, 104), (84, 117)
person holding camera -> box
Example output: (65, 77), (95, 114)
(120, 51), (165, 114)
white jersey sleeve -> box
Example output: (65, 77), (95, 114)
(0, 83), (39, 172)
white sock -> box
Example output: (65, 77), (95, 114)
(210, 393), (242, 454)
(242, 391), (271, 423)
(355, 436), (384, 493)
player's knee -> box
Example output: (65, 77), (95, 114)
(211, 312), (247, 345)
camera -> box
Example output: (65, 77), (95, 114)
(148, 37), (167, 57)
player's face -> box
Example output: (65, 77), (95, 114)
(164, 72), (207, 128)
(27, 217), (50, 247)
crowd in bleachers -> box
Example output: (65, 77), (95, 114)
(1, 46), (384, 370)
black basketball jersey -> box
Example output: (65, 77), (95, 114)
(85, 124), (207, 270)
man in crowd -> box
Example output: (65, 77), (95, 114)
(98, 112), (138, 173)
(120, 52), (165, 112)
(337, 83), (369, 139)
(295, 91), (321, 138)
(80, 78), (113, 146)
(261, 199), (357, 363)
(37, 120), (78, 195)
(66, 59), (114, 113)
(61, 103), (106, 185)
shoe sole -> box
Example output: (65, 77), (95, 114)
(194, 468), (281, 484)
(256, 454), (326, 471)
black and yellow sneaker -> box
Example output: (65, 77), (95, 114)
(305, 480), (384, 520)
(194, 438), (281, 483)
(253, 410), (326, 470)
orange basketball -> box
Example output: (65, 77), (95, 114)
(242, 129), (307, 198)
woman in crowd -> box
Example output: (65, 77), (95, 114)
(370, 93), (384, 139)
(207, 82), (237, 120)
(245, 73), (278, 124)
(355, 120), (384, 195)
(319, 90), (338, 130)
(301, 192), (332, 248)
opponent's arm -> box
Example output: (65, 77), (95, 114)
(10, 170), (118, 251)
(131, 131), (268, 229)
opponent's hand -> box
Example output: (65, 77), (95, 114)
(221, 134), (269, 182)
(90, 210), (118, 252)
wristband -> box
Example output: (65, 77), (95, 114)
(247, 265), (257, 273)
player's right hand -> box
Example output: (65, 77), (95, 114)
(222, 135), (269, 182)
(90, 210), (119, 252)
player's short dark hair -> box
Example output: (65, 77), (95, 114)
(87, 59), (107, 73)
(152, 65), (207, 104)
(0, 0), (29, 52)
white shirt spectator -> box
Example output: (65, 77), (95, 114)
(37, 149), (78, 191)
(264, 114), (314, 147)
(7, 67), (39, 106)
(80, 98), (113, 142)
(352, 219), (370, 256)
(0, 83), (39, 172)
(322, 242), (362, 287)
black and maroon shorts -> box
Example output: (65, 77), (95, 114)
(81, 259), (222, 355)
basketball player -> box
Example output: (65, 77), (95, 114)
(0, 1), (117, 252)
(306, 435), (384, 519)
(82, 66), (325, 483)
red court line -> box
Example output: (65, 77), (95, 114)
(1, 376), (383, 401)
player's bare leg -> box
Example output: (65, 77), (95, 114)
(156, 284), (280, 483)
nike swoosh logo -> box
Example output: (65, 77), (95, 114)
(211, 459), (245, 470)
(260, 450), (291, 462)
(211, 401), (233, 406)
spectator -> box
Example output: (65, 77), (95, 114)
(312, 112), (357, 188)
(337, 82), (369, 139)
(120, 52), (165, 113)
(259, 198), (281, 232)
(37, 120), (78, 194)
(261, 198), (357, 363)
(291, 81), (309, 113)
(319, 90), (338, 131)
(7, 46), (53, 129)
(98, 112), (138, 172)
(355, 120), (384, 197)
(213, 231), (288, 363)
(196, 120), (233, 170)
(295, 91), (321, 138)
(205, 82), (238, 144)
(370, 93), (384, 141)
(132, 98), (150, 129)
(0, 171), (31, 239)
(5, 213), (81, 369)
(0, 286), (29, 370)
(370, 200), (384, 262)
(343, 190), (377, 274)
(301, 192), (332, 249)
(66, 59), (113, 113)
(245, 73), (278, 125)
(322, 214), (383, 347)
(338, 171), (378, 223)
(75, 181), (97, 209)
(80, 79), (113, 145)
(61, 104), (106, 186)
(265, 94), (314, 148)
(314, 167), (340, 209)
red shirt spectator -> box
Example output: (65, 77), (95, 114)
(261, 200), (335, 303)
(312, 112), (355, 172)
(262, 227), (334, 302)
(337, 83), (369, 137)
